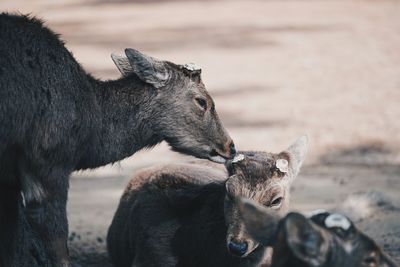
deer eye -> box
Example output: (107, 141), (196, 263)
(195, 97), (207, 110)
(270, 197), (283, 209)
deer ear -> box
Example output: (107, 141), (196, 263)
(125, 48), (169, 88)
(284, 135), (308, 177)
(284, 213), (329, 266)
(111, 49), (170, 88)
(238, 198), (280, 246)
(111, 52), (133, 76)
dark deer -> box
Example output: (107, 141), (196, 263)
(0, 13), (234, 267)
(239, 199), (399, 267)
(107, 136), (308, 267)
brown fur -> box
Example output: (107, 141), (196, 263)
(107, 136), (308, 267)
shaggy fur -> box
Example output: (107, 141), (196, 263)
(107, 137), (308, 267)
(0, 13), (233, 266)
(107, 163), (263, 267)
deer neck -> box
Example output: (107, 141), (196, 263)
(77, 75), (163, 169)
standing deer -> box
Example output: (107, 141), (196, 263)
(239, 199), (399, 267)
(0, 13), (234, 267)
(107, 136), (308, 267)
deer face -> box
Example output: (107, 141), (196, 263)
(306, 211), (399, 267)
(223, 136), (308, 258)
(239, 201), (398, 267)
(158, 62), (235, 163)
(112, 49), (235, 163)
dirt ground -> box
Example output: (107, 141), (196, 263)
(1, 0), (400, 265)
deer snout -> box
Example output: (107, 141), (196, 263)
(209, 140), (236, 163)
(228, 239), (248, 257)
(229, 141), (237, 158)
(218, 140), (236, 159)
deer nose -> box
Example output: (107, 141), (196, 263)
(229, 141), (236, 158)
(228, 240), (248, 257)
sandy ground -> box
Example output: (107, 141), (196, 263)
(1, 0), (400, 265)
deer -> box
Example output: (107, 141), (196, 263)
(107, 136), (308, 267)
(0, 13), (234, 266)
(239, 198), (399, 267)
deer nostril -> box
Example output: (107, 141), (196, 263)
(228, 241), (248, 257)
(229, 142), (236, 158)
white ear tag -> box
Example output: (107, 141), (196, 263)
(276, 159), (289, 173)
(183, 63), (201, 72)
(324, 213), (351, 231)
(232, 154), (245, 163)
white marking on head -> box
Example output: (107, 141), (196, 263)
(276, 159), (289, 173)
(324, 213), (351, 231)
(183, 63), (201, 72)
(232, 154), (245, 163)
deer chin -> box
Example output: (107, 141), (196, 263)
(209, 155), (227, 164)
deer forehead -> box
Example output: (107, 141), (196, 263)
(235, 159), (287, 181)
(235, 182), (284, 202)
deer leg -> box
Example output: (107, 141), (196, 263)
(0, 183), (20, 267)
(22, 167), (71, 267)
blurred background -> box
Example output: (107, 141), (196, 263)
(1, 0), (400, 265)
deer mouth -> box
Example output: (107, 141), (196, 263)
(209, 149), (230, 163)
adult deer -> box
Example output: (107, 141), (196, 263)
(0, 13), (234, 266)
